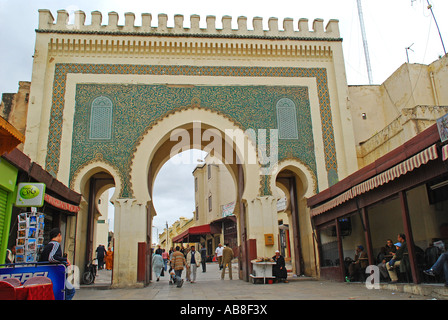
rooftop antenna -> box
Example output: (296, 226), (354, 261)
(405, 43), (414, 62)
(356, 0), (373, 84)
(425, 0), (447, 56)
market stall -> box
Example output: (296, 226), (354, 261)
(250, 258), (276, 284)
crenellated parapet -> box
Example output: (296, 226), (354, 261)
(37, 9), (341, 40)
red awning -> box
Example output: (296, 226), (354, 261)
(44, 193), (80, 214)
(310, 144), (439, 217)
(172, 224), (212, 243)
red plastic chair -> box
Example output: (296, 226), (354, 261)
(0, 278), (21, 287)
(23, 276), (52, 286)
(0, 281), (16, 300)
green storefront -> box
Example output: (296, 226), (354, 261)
(0, 157), (18, 264)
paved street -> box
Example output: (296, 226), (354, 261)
(74, 262), (442, 301)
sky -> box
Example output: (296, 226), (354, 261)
(1, 0), (447, 243)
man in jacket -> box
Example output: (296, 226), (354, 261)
(386, 233), (407, 283)
(38, 228), (75, 299)
(186, 246), (202, 283)
(221, 244), (234, 280)
(347, 245), (368, 281)
(200, 244), (207, 272)
(170, 246), (186, 287)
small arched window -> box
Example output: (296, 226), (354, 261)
(89, 96), (113, 140)
(276, 98), (298, 140)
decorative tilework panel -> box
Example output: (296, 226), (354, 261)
(277, 98), (299, 140)
(89, 96), (113, 140)
(47, 64), (338, 196)
(71, 84), (316, 197)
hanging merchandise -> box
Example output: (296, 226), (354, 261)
(15, 211), (45, 263)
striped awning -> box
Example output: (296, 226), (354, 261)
(442, 144), (448, 161)
(310, 144), (439, 217)
(44, 194), (80, 214)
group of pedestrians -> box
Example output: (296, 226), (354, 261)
(152, 243), (235, 287)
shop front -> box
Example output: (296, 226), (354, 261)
(0, 117), (24, 264)
(308, 124), (448, 284)
(1, 148), (81, 265)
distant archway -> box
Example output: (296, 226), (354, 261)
(71, 161), (120, 278)
(272, 159), (317, 276)
(129, 108), (261, 284)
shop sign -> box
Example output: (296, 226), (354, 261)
(44, 194), (80, 213)
(437, 113), (448, 143)
(15, 183), (46, 207)
(0, 264), (66, 300)
(277, 197), (287, 211)
(221, 201), (235, 217)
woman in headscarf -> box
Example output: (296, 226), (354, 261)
(152, 251), (164, 282)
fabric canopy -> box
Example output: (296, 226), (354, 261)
(310, 144), (439, 217)
(0, 116), (25, 154)
(442, 144), (448, 161)
(172, 224), (212, 243)
(44, 194), (80, 214)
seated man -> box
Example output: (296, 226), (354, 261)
(424, 252), (448, 287)
(386, 233), (407, 283)
(347, 245), (368, 281)
(272, 250), (288, 283)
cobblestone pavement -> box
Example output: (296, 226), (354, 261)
(75, 262), (437, 301)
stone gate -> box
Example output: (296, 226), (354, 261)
(23, 9), (357, 287)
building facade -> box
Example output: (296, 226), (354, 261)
(22, 9), (356, 287)
(309, 56), (448, 284)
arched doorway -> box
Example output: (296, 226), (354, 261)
(151, 149), (209, 249)
(71, 162), (120, 283)
(151, 149), (238, 279)
(144, 127), (247, 285)
(152, 149), (237, 251)
(125, 108), (261, 287)
(273, 160), (318, 277)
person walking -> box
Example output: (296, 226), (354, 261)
(215, 243), (224, 270)
(200, 244), (207, 272)
(171, 246), (186, 287)
(221, 243), (234, 280)
(105, 247), (113, 270)
(184, 245), (191, 281)
(152, 251), (164, 282)
(96, 244), (107, 270)
(186, 246), (202, 283)
(162, 249), (169, 271)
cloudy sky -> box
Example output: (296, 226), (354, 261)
(1, 0), (447, 242)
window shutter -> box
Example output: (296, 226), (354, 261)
(0, 188), (8, 247)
